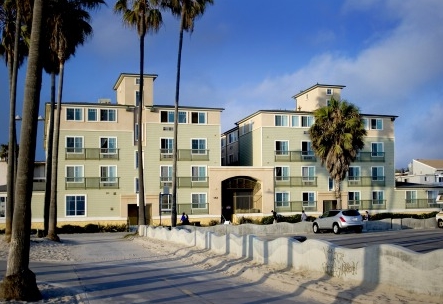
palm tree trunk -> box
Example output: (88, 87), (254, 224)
(335, 178), (342, 209)
(48, 62), (64, 242)
(171, 9), (185, 228)
(5, 6), (21, 243)
(0, 0), (44, 300)
(43, 72), (56, 236)
(137, 32), (146, 226)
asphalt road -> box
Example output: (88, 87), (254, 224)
(266, 228), (443, 253)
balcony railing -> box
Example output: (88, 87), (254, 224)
(347, 176), (386, 187)
(32, 180), (46, 191)
(275, 176), (318, 187)
(160, 149), (210, 161)
(159, 177), (209, 188)
(65, 148), (119, 160)
(405, 199), (440, 209)
(160, 203), (209, 215)
(275, 201), (317, 213)
(274, 151), (317, 162)
(65, 177), (120, 189)
(355, 152), (385, 162)
(356, 199), (386, 210)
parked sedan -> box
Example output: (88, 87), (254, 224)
(313, 209), (363, 234)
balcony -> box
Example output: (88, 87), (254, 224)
(159, 177), (209, 188)
(32, 178), (46, 191)
(275, 151), (317, 162)
(405, 199), (440, 209)
(355, 152), (385, 162)
(160, 149), (210, 161)
(65, 148), (120, 160)
(275, 176), (318, 187)
(274, 201), (317, 213)
(65, 177), (120, 190)
(357, 199), (386, 210)
(160, 203), (209, 215)
(347, 176), (386, 187)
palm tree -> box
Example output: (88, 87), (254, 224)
(0, 0), (44, 300)
(114, 0), (163, 226)
(164, 0), (213, 227)
(0, 0), (31, 242)
(47, 0), (105, 241)
(309, 96), (367, 209)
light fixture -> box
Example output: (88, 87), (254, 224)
(15, 115), (21, 120)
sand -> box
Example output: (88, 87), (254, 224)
(0, 233), (440, 303)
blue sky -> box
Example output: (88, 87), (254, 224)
(1, 0), (443, 169)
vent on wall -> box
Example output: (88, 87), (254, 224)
(98, 98), (111, 104)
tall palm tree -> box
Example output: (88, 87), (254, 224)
(164, 0), (213, 227)
(0, 0), (44, 300)
(0, 0), (31, 242)
(114, 0), (163, 226)
(309, 96), (367, 209)
(47, 0), (105, 241)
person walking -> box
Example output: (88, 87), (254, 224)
(301, 210), (308, 222)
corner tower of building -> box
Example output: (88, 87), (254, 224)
(113, 73), (158, 106)
(292, 84), (345, 112)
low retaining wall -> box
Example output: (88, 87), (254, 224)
(139, 222), (443, 297)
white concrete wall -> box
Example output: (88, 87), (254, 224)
(139, 223), (443, 297)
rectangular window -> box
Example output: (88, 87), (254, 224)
(291, 115), (300, 127)
(348, 192), (360, 206)
(228, 132), (238, 144)
(192, 166), (206, 182)
(66, 108), (83, 121)
(275, 192), (289, 207)
(191, 112), (206, 124)
(370, 118), (383, 130)
(100, 165), (117, 186)
(372, 191), (384, 205)
(66, 136), (83, 153)
(348, 166), (361, 181)
(275, 140), (289, 155)
(135, 78), (140, 85)
(302, 166), (315, 183)
(371, 166), (384, 181)
(66, 195), (85, 216)
(371, 142), (384, 157)
(326, 88), (333, 95)
(134, 123), (139, 141)
(134, 151), (144, 169)
(160, 138), (173, 157)
(302, 192), (315, 207)
(406, 190), (417, 204)
(328, 177), (334, 191)
(100, 109), (116, 121)
(66, 166), (83, 182)
(100, 137), (117, 154)
(192, 193), (207, 209)
(301, 115), (314, 127)
(135, 91), (140, 106)
(88, 109), (97, 121)
(191, 139), (206, 154)
(301, 141), (314, 158)
(160, 166), (173, 185)
(275, 166), (289, 181)
(221, 138), (226, 147)
(135, 177), (139, 193)
(0, 196), (7, 217)
(362, 118), (368, 130)
(178, 111), (187, 123)
(160, 111), (174, 123)
(275, 115), (288, 126)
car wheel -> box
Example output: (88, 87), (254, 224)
(438, 220), (443, 229)
(333, 223), (341, 234)
(355, 226), (363, 233)
(313, 223), (319, 234)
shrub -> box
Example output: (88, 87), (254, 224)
(238, 216), (254, 224)
(84, 224), (100, 233)
(208, 220), (219, 226)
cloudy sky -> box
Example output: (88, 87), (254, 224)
(1, 0), (442, 169)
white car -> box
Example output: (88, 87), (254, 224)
(313, 209), (363, 234)
(436, 210), (443, 228)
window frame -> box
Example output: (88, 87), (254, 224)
(370, 118), (383, 130)
(65, 195), (86, 217)
(100, 109), (117, 122)
(87, 108), (97, 121)
(66, 108), (83, 121)
(302, 192), (316, 207)
(191, 138), (207, 154)
(66, 136), (83, 153)
(191, 193), (207, 209)
(275, 192), (290, 207)
(372, 190), (384, 205)
(100, 137), (117, 155)
(275, 140), (289, 155)
(191, 111), (206, 124)
(66, 165), (84, 183)
(274, 114), (289, 127)
(191, 166), (207, 182)
(275, 166), (289, 181)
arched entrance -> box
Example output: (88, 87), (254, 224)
(221, 176), (261, 222)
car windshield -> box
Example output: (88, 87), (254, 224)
(328, 211), (340, 217)
(342, 210), (360, 216)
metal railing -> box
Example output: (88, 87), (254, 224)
(347, 176), (386, 187)
(275, 176), (318, 187)
(355, 152), (385, 162)
(65, 177), (120, 189)
(274, 151), (317, 162)
(159, 177), (209, 188)
(405, 199), (440, 209)
(357, 199), (386, 210)
(274, 201), (317, 213)
(160, 149), (210, 161)
(175, 203), (209, 215)
(65, 148), (120, 160)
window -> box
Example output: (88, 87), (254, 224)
(100, 166), (117, 186)
(348, 192), (360, 206)
(275, 192), (289, 207)
(221, 138), (226, 147)
(88, 109), (97, 121)
(427, 190), (438, 200)
(66, 166), (83, 182)
(371, 142), (384, 157)
(135, 177), (139, 193)
(66, 195), (85, 216)
(135, 91), (140, 106)
(160, 111), (174, 123)
(178, 111), (187, 123)
(328, 177), (335, 191)
(302, 166), (315, 183)
(372, 191), (384, 205)
(160, 138), (173, 155)
(275, 166), (289, 181)
(370, 118), (383, 130)
(192, 166), (206, 182)
(275, 115), (288, 126)
(228, 132), (237, 144)
(327, 99), (331, 106)
(275, 140), (289, 155)
(191, 112), (206, 124)
(192, 193), (207, 209)
(406, 190), (417, 204)
(0, 196), (6, 217)
(371, 166), (384, 181)
(134, 123), (139, 141)
(66, 108), (83, 121)
(326, 88), (333, 95)
(135, 78), (140, 85)
(100, 109), (116, 121)
(301, 115), (314, 127)
(100, 137), (117, 154)
(291, 115), (299, 127)
(301, 141), (314, 157)
(348, 166), (361, 182)
(191, 139), (206, 154)
(160, 166), (172, 185)
(302, 192), (315, 207)
(66, 136), (83, 153)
